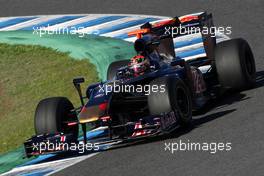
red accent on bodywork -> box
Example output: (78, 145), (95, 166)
(179, 15), (198, 23)
(132, 122), (146, 137)
(152, 19), (176, 28)
(127, 15), (198, 39)
(99, 102), (108, 111)
(67, 122), (78, 126)
(100, 116), (111, 122)
(60, 136), (66, 142)
(81, 106), (87, 113)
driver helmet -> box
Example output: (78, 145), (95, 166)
(129, 55), (150, 76)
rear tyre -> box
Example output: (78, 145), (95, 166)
(107, 60), (130, 80)
(215, 38), (256, 90)
(148, 77), (192, 126)
(34, 97), (78, 140)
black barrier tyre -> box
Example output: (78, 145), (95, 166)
(215, 38), (256, 90)
(107, 60), (130, 80)
(34, 97), (78, 140)
(148, 77), (192, 126)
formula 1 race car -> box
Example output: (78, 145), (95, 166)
(24, 12), (256, 157)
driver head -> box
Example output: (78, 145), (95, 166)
(129, 55), (150, 76)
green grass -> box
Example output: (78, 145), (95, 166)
(0, 43), (99, 154)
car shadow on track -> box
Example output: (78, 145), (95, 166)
(107, 109), (236, 151)
(192, 70), (264, 115)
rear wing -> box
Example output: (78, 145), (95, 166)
(128, 12), (216, 61)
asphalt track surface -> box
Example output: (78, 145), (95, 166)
(1, 0), (264, 175)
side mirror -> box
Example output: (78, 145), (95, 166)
(73, 77), (85, 106)
(73, 77), (85, 85)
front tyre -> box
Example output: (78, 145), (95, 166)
(34, 97), (78, 141)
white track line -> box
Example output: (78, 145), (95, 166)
(0, 17), (16, 23)
(46, 153), (98, 176)
(2, 153), (98, 176)
(175, 36), (229, 53)
(124, 36), (137, 42)
(175, 42), (204, 53)
(182, 53), (207, 61)
(101, 24), (142, 37)
(0, 16), (63, 31)
(0, 14), (168, 20)
(44, 15), (102, 31)
(101, 18), (170, 37)
(77, 16), (144, 34)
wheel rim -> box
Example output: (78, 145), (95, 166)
(176, 87), (190, 116)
